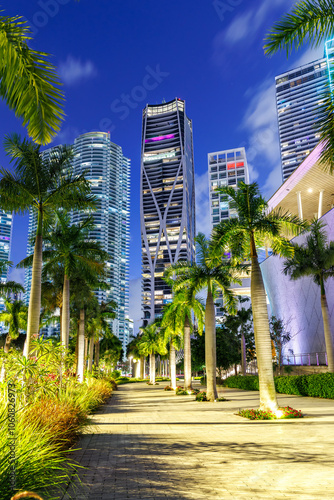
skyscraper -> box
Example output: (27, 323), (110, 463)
(0, 210), (13, 312)
(72, 132), (130, 352)
(275, 39), (334, 182)
(208, 147), (249, 230)
(24, 132), (131, 353)
(141, 98), (196, 326)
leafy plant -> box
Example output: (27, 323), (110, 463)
(238, 406), (303, 420)
(195, 391), (208, 402)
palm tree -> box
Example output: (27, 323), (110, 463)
(40, 212), (108, 348)
(0, 134), (94, 357)
(92, 300), (117, 368)
(212, 182), (307, 411)
(283, 219), (334, 372)
(264, 1), (334, 172)
(160, 304), (183, 390)
(137, 322), (167, 384)
(165, 233), (240, 401)
(0, 12), (64, 144)
(0, 299), (27, 353)
(161, 290), (204, 391)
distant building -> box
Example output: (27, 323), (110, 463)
(140, 98), (196, 326)
(0, 210), (13, 312)
(24, 132), (131, 353)
(208, 147), (249, 230)
(275, 39), (334, 182)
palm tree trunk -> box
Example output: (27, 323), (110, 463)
(61, 274), (70, 349)
(184, 315), (192, 391)
(4, 334), (12, 354)
(320, 282), (334, 372)
(205, 284), (218, 401)
(94, 340), (100, 367)
(77, 309), (85, 382)
(84, 336), (88, 368)
(88, 336), (94, 372)
(140, 356), (145, 378)
(59, 306), (62, 343)
(170, 344), (176, 389)
(241, 331), (246, 376)
(24, 210), (43, 358)
(150, 353), (156, 383)
(250, 235), (278, 412)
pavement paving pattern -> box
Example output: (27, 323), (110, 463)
(62, 382), (334, 500)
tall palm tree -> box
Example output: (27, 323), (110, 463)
(283, 219), (334, 372)
(161, 289), (204, 391)
(40, 212), (108, 348)
(264, 0), (334, 172)
(165, 233), (240, 401)
(137, 322), (167, 384)
(0, 12), (64, 144)
(160, 304), (183, 390)
(0, 299), (27, 353)
(212, 182), (307, 411)
(0, 134), (94, 357)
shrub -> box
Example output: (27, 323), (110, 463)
(164, 385), (173, 391)
(224, 373), (334, 400)
(22, 398), (86, 448)
(175, 386), (188, 395)
(238, 406), (303, 420)
(195, 391), (208, 402)
(0, 410), (78, 500)
(111, 369), (121, 379)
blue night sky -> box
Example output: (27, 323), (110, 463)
(1, 0), (323, 332)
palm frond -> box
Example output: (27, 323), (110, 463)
(264, 0), (334, 56)
(0, 14), (64, 144)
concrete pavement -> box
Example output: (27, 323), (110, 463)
(62, 382), (334, 500)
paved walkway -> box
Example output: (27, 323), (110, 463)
(62, 382), (334, 500)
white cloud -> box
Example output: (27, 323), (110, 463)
(195, 171), (211, 237)
(290, 46), (324, 69)
(58, 56), (97, 86)
(224, 10), (254, 45)
(262, 162), (283, 199)
(7, 268), (25, 286)
(129, 277), (142, 336)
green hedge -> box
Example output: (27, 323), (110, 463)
(223, 373), (334, 399)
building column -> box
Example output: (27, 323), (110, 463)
(296, 191), (303, 220)
(318, 189), (324, 219)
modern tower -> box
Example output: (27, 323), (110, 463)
(24, 132), (131, 353)
(0, 210), (13, 312)
(208, 147), (249, 230)
(140, 98), (196, 326)
(72, 132), (130, 353)
(275, 39), (334, 182)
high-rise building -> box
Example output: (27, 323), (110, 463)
(0, 210), (13, 312)
(275, 39), (334, 182)
(208, 147), (249, 230)
(24, 132), (131, 353)
(72, 132), (130, 352)
(140, 98), (196, 326)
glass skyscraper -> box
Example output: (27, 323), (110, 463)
(72, 132), (130, 352)
(140, 98), (196, 326)
(275, 39), (334, 182)
(24, 132), (131, 353)
(0, 211), (13, 312)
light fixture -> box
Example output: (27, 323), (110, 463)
(307, 188), (313, 193)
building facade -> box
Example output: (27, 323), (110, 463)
(24, 132), (131, 353)
(275, 39), (334, 182)
(140, 98), (196, 326)
(208, 147), (249, 230)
